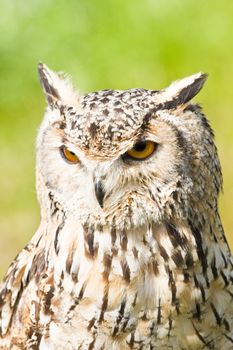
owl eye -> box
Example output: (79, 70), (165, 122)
(124, 141), (156, 160)
(60, 146), (79, 164)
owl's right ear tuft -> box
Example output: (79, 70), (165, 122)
(158, 72), (208, 109)
(38, 63), (79, 108)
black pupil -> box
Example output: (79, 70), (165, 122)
(133, 142), (147, 152)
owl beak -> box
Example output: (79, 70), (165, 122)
(94, 180), (105, 208)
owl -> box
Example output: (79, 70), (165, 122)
(0, 64), (232, 350)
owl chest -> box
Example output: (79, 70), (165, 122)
(55, 225), (184, 326)
(47, 274), (230, 350)
(45, 223), (230, 349)
(56, 248), (178, 333)
(37, 237), (232, 350)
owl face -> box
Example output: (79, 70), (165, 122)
(37, 65), (221, 229)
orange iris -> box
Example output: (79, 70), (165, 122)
(60, 146), (79, 164)
(126, 141), (156, 160)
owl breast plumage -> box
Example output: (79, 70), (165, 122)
(0, 64), (232, 349)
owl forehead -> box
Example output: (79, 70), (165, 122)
(64, 88), (158, 157)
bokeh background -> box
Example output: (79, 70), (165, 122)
(0, 0), (233, 278)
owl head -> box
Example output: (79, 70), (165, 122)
(37, 64), (222, 229)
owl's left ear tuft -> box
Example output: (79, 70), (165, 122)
(38, 63), (80, 108)
(159, 72), (208, 108)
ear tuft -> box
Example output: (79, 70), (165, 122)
(38, 63), (79, 108)
(159, 72), (208, 108)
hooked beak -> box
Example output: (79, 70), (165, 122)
(94, 180), (105, 208)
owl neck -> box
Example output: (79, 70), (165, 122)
(37, 206), (230, 291)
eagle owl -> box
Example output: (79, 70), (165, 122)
(0, 64), (232, 350)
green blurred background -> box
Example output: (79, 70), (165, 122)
(0, 0), (232, 278)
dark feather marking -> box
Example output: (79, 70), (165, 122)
(122, 316), (130, 332)
(183, 270), (190, 283)
(120, 230), (128, 251)
(221, 251), (228, 268)
(87, 317), (96, 331)
(168, 314), (172, 338)
(128, 332), (135, 348)
(102, 108), (109, 116)
(149, 320), (157, 337)
(132, 247), (138, 259)
(111, 246), (118, 256)
(114, 107), (123, 113)
(223, 319), (230, 332)
(58, 120), (66, 130)
(89, 122), (98, 138)
(99, 285), (109, 323)
(183, 103), (202, 113)
(226, 290), (233, 299)
(210, 303), (222, 326)
(167, 268), (177, 304)
(192, 323), (214, 348)
(89, 102), (97, 109)
(199, 284), (206, 303)
(112, 300), (126, 337)
(193, 303), (201, 321)
(0, 281), (24, 336)
(66, 284), (87, 318)
(78, 283), (86, 300)
(132, 293), (137, 307)
(94, 179), (105, 208)
(120, 258), (131, 283)
(158, 244), (169, 262)
(110, 225), (117, 256)
(174, 75), (207, 105)
(100, 97), (110, 103)
(110, 226), (116, 244)
(166, 223), (188, 249)
(26, 327), (42, 350)
(48, 192), (60, 217)
(66, 247), (75, 274)
(44, 285), (55, 315)
(152, 260), (159, 276)
(220, 270), (229, 287)
(175, 301), (180, 315)
(71, 120), (77, 129)
(188, 221), (208, 275)
(71, 267), (79, 283)
(88, 337), (96, 350)
(193, 273), (199, 288)
(83, 223), (98, 258)
(211, 256), (218, 279)
(157, 298), (162, 324)
(66, 300), (79, 317)
(54, 219), (65, 255)
(171, 250), (184, 268)
(224, 334), (233, 343)
(194, 273), (207, 301)
(23, 243), (31, 252)
(102, 252), (113, 282)
(26, 250), (46, 285)
(38, 63), (60, 106)
(185, 251), (194, 269)
(35, 235), (43, 248)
